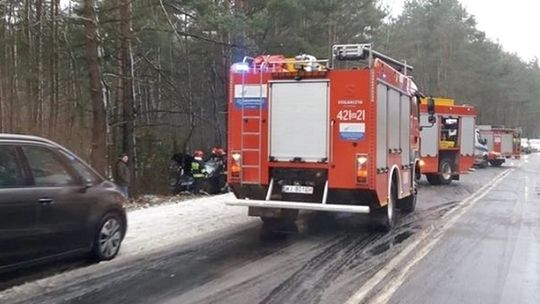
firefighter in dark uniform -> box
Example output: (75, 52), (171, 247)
(191, 150), (207, 194)
(210, 147), (227, 193)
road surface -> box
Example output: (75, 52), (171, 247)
(0, 156), (536, 304)
(383, 155), (539, 304)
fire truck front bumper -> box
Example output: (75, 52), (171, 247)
(226, 199), (371, 214)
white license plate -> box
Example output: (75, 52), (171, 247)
(282, 185), (314, 194)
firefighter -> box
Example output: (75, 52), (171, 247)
(211, 147), (226, 166)
(191, 150), (207, 194)
(210, 147), (227, 193)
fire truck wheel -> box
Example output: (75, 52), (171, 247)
(426, 174), (442, 185)
(439, 159), (453, 185)
(372, 181), (397, 232)
(398, 179), (417, 213)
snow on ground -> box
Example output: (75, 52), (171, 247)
(125, 193), (201, 211)
(0, 193), (258, 302)
(122, 193), (257, 255)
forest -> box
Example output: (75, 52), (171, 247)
(0, 0), (538, 193)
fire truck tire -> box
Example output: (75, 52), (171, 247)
(372, 181), (397, 231)
(426, 174), (442, 185)
(398, 178), (417, 213)
(439, 159), (453, 185)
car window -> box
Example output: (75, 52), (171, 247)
(22, 146), (75, 187)
(0, 146), (25, 188)
(61, 151), (102, 185)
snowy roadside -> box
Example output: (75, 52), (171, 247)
(0, 193), (258, 302)
(122, 193), (257, 255)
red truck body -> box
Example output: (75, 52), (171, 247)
(419, 99), (477, 185)
(226, 44), (424, 229)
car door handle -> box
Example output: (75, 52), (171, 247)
(39, 198), (54, 205)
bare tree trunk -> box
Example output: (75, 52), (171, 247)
(119, 0), (136, 186)
(36, 0), (44, 134)
(49, 0), (60, 136)
(0, 3), (4, 133)
(210, 63), (223, 146)
(9, 3), (19, 133)
(0, 69), (3, 132)
(24, 0), (34, 133)
(83, 0), (107, 174)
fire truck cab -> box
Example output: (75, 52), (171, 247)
(419, 98), (476, 185)
(226, 44), (433, 231)
(478, 126), (521, 167)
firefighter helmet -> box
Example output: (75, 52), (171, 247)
(212, 147), (225, 156)
(193, 150), (204, 158)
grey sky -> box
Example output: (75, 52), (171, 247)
(382, 0), (540, 61)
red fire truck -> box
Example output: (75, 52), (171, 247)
(419, 98), (477, 185)
(226, 44), (433, 230)
(477, 126), (521, 166)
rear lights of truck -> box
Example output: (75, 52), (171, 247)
(231, 152), (241, 177)
(356, 154), (368, 184)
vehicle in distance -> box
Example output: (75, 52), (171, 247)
(477, 126), (521, 167)
(0, 134), (127, 273)
(520, 138), (531, 154)
(528, 138), (540, 153)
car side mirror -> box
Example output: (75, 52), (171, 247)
(79, 180), (94, 193)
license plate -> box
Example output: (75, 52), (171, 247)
(282, 185), (314, 194)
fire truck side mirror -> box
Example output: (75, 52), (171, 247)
(427, 97), (436, 125)
(427, 97), (435, 116)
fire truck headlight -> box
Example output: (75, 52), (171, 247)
(356, 154), (368, 184)
(231, 152), (242, 177)
(419, 159), (425, 167)
(232, 63), (249, 73)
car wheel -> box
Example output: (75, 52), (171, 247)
(91, 213), (125, 261)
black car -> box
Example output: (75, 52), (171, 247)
(0, 134), (127, 272)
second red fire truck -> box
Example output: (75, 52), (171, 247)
(419, 98), (477, 185)
(226, 44), (434, 231)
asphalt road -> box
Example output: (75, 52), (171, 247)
(0, 158), (520, 304)
(385, 154), (540, 304)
